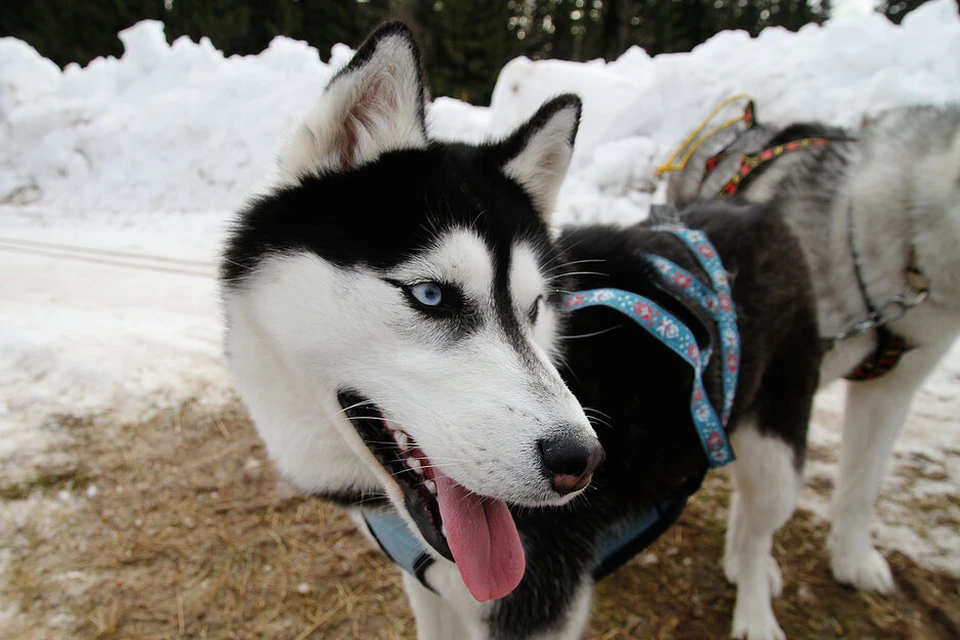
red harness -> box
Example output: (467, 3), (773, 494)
(716, 138), (832, 197)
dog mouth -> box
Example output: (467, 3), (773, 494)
(338, 390), (525, 602)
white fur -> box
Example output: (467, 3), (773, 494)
(405, 563), (487, 640)
(904, 125), (960, 307)
(510, 243), (563, 361)
(814, 110), (960, 592)
(225, 238), (594, 507)
(275, 33), (427, 184)
(828, 322), (960, 591)
(725, 425), (801, 640)
(390, 229), (494, 303)
(503, 104), (579, 217)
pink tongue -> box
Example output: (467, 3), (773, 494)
(434, 471), (525, 602)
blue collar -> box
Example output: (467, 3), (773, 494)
(562, 224), (739, 468)
(364, 481), (700, 588)
(362, 510), (437, 591)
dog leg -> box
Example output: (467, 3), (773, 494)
(724, 489), (744, 584)
(828, 340), (953, 593)
(728, 425), (800, 640)
(724, 490), (783, 596)
(403, 568), (485, 640)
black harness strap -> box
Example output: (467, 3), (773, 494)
(842, 206), (915, 381)
(592, 470), (705, 581)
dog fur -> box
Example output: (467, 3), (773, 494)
(221, 23), (827, 640)
(667, 102), (960, 595)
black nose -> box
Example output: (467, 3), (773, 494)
(538, 433), (605, 495)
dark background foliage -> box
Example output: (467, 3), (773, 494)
(0, 0), (944, 104)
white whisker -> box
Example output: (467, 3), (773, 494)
(559, 326), (622, 340)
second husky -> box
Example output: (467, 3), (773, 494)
(668, 100), (960, 595)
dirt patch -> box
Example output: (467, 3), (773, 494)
(2, 402), (958, 639)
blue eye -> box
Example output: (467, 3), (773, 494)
(410, 282), (443, 307)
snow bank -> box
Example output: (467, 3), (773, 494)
(1, 1), (958, 218)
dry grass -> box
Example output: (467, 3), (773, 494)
(1, 402), (957, 639)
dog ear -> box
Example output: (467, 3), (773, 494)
(497, 95), (581, 221)
(276, 22), (428, 183)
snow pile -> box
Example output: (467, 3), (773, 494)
(1, 1), (958, 218)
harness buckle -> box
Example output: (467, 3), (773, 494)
(827, 285), (929, 345)
(875, 298), (908, 325)
(875, 288), (928, 325)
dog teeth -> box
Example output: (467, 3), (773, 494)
(408, 456), (423, 474)
(441, 523), (448, 539)
(423, 479), (436, 495)
(394, 430), (409, 452)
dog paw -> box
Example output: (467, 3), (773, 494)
(724, 556), (782, 597)
(831, 547), (894, 593)
(730, 605), (785, 640)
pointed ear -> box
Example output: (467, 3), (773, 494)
(497, 95), (581, 221)
(277, 22), (428, 183)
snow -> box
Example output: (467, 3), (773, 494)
(1, 0), (958, 578)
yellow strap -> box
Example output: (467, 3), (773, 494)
(656, 94), (754, 176)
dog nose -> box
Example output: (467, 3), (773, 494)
(538, 434), (605, 495)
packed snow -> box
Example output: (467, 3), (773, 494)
(1, 0), (958, 582)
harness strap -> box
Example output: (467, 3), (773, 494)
(363, 510), (436, 592)
(366, 477), (706, 589)
(844, 327), (915, 381)
(593, 475), (705, 581)
(656, 94), (755, 176)
(701, 100), (756, 182)
(644, 225), (740, 426)
(563, 228), (738, 468)
(717, 137), (831, 196)
(841, 204), (920, 381)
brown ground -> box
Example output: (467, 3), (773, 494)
(2, 402), (958, 640)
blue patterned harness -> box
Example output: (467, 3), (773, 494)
(562, 224), (739, 468)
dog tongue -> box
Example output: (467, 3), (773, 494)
(434, 471), (525, 602)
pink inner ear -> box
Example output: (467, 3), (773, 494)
(333, 75), (402, 170)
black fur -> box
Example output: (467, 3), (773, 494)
(482, 200), (821, 637)
(765, 122), (852, 148)
(222, 142), (554, 282)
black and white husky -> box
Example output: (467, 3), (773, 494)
(221, 24), (823, 640)
(667, 100), (960, 596)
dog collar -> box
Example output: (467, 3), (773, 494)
(363, 480), (703, 590)
(362, 510), (437, 592)
(562, 225), (738, 468)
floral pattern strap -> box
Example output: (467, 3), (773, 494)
(562, 287), (736, 468)
(643, 225), (740, 427)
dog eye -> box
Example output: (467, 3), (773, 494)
(409, 282), (443, 307)
(528, 295), (543, 323)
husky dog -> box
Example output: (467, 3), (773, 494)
(221, 23), (823, 640)
(667, 102), (960, 595)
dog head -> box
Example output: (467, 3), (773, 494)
(221, 22), (601, 602)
